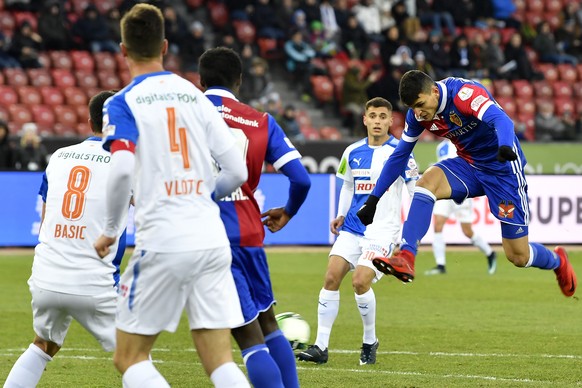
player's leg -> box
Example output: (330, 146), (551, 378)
(372, 164), (455, 282)
(229, 246), (285, 387)
(298, 231), (356, 363)
(427, 208), (449, 275)
(4, 285), (70, 388)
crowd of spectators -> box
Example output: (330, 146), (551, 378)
(0, 0), (581, 158)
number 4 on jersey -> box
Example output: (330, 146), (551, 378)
(167, 107), (190, 169)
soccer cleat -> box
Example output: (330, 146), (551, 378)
(487, 252), (497, 275)
(424, 265), (446, 276)
(372, 250), (415, 282)
(553, 246), (577, 297)
(359, 340), (379, 365)
(296, 345), (328, 364)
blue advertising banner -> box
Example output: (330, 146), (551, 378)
(0, 172), (337, 247)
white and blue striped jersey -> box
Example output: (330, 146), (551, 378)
(337, 136), (418, 240)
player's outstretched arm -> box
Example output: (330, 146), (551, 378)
(279, 158), (311, 219)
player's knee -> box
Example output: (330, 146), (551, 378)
(506, 252), (529, 267)
(351, 274), (371, 295)
(323, 272), (342, 290)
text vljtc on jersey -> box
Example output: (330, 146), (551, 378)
(164, 179), (204, 196)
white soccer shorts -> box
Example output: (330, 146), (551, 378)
(29, 280), (117, 351)
(116, 246), (244, 335)
(329, 231), (396, 283)
(433, 198), (474, 223)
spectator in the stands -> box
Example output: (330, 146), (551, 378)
(504, 31), (544, 80)
(299, 0), (322, 25)
(341, 61), (382, 136)
(468, 30), (492, 79)
(15, 123), (48, 172)
(320, 0), (340, 40)
(334, 0), (352, 30)
(0, 120), (16, 170)
(163, 6), (189, 55)
(309, 20), (338, 58)
(290, 9), (311, 39)
(425, 30), (450, 78)
(489, 0), (521, 29)
(180, 21), (207, 72)
(9, 20), (42, 68)
(391, 1), (411, 34)
(284, 29), (316, 101)
(533, 21), (578, 65)
(535, 101), (577, 142)
(252, 0), (286, 40)
(277, 105), (305, 143)
(353, 0), (383, 43)
(390, 45), (416, 72)
(449, 34), (471, 77)
(341, 14), (370, 60)
(38, 1), (72, 51)
(0, 32), (20, 69)
(72, 5), (119, 53)
(214, 29), (241, 54)
(246, 57), (281, 111)
(416, 0), (457, 38)
(483, 31), (506, 79)
(374, 0), (397, 33)
(379, 25), (401, 69)
(554, 11), (582, 62)
(412, 50), (436, 80)
(276, 0), (298, 36)
(106, 8), (121, 44)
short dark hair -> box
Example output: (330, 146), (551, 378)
(89, 90), (116, 133)
(121, 4), (164, 61)
(365, 97), (392, 111)
(398, 70), (435, 107)
(198, 47), (242, 90)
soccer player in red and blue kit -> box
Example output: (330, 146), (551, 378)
(199, 47), (311, 388)
(357, 70), (577, 297)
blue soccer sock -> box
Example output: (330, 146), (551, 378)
(400, 187), (436, 255)
(265, 329), (299, 388)
(527, 243), (560, 270)
(241, 344), (283, 388)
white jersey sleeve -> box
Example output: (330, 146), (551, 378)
(33, 139), (128, 295)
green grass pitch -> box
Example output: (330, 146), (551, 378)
(1, 247), (581, 387)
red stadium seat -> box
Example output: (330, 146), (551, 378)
(208, 1), (229, 28)
(557, 64), (578, 82)
(74, 104), (89, 124)
(27, 68), (52, 87)
(572, 81), (582, 98)
(16, 86), (42, 106)
(38, 52), (51, 68)
(8, 104), (33, 128)
(3, 68), (28, 87)
(495, 97), (517, 117)
(40, 86), (64, 106)
(94, 51), (117, 72)
(536, 63), (558, 82)
(119, 70), (132, 87)
(532, 80), (553, 97)
(97, 70), (121, 90)
(63, 86), (88, 106)
(94, 0), (115, 14)
(526, 0), (544, 12)
(76, 122), (92, 137)
(31, 105), (56, 135)
(75, 71), (99, 88)
(319, 126), (342, 140)
(70, 50), (95, 72)
(295, 110), (312, 129)
(512, 80), (534, 98)
(554, 98), (575, 116)
(552, 81), (573, 98)
(115, 52), (128, 72)
(391, 111), (405, 133)
(332, 76), (344, 102)
(492, 80), (513, 98)
(516, 97), (536, 116)
(0, 85), (18, 106)
(311, 75), (335, 104)
(545, 11), (561, 30)
(326, 58), (349, 78)
(51, 68), (76, 88)
(233, 20), (256, 44)
(0, 11), (15, 36)
(54, 105), (79, 129)
(516, 113), (535, 141)
(577, 64), (582, 84)
(544, 0), (562, 12)
(49, 50), (73, 70)
(300, 126), (320, 140)
(71, 0), (91, 14)
(257, 38), (282, 60)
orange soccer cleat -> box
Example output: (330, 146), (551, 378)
(554, 246), (577, 297)
(373, 250), (415, 283)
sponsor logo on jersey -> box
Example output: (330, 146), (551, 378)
(352, 157), (362, 166)
(516, 227), (524, 235)
(458, 87), (473, 101)
(449, 112), (462, 127)
(352, 169), (371, 177)
(470, 95), (488, 111)
(429, 123), (439, 131)
(355, 181), (375, 194)
(498, 200), (515, 219)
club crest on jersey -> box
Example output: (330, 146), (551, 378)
(498, 201), (515, 219)
(449, 112), (462, 127)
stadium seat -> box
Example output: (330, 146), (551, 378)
(97, 70), (121, 90)
(186, 0), (204, 9)
(257, 37), (282, 60)
(115, 52), (128, 72)
(0, 11), (15, 36)
(51, 68), (76, 88)
(495, 97), (517, 117)
(516, 98), (536, 116)
(0, 85), (18, 106)
(552, 81), (573, 98)
(524, 12), (543, 30)
(70, 50), (95, 72)
(295, 110), (312, 129)
(184, 71), (202, 90)
(83, 87), (101, 102)
(554, 98), (575, 116)
(532, 80), (553, 97)
(94, 51), (117, 72)
(8, 104), (33, 129)
(208, 1), (229, 28)
(331, 76), (344, 102)
(310, 75), (335, 104)
(49, 50), (73, 69)
(516, 113), (535, 141)
(300, 126), (320, 140)
(319, 126), (342, 140)
(63, 86), (88, 106)
(163, 53), (181, 73)
(391, 111), (405, 132)
(74, 104), (89, 124)
(94, 0), (115, 14)
(75, 71), (99, 88)
(54, 105), (79, 129)
(524, 47), (538, 66)
(233, 20), (256, 44)
(76, 122), (92, 137)
(512, 80), (534, 98)
(526, 0), (544, 13)
(119, 70), (132, 86)
(3, 68), (28, 87)
(577, 64), (582, 83)
(557, 64), (578, 82)
(545, 11), (561, 30)
(40, 86), (64, 106)
(38, 52), (51, 68)
(326, 58), (348, 79)
(16, 85), (42, 106)
(71, 0), (91, 14)
(492, 80), (513, 98)
(53, 123), (78, 137)
(27, 68), (52, 87)
(544, 0), (562, 12)
(536, 63), (558, 82)
(572, 81), (582, 98)
(31, 105), (56, 135)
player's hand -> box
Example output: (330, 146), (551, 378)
(261, 207), (291, 233)
(94, 235), (116, 259)
(330, 216), (345, 235)
(496, 146), (517, 162)
(356, 195), (379, 226)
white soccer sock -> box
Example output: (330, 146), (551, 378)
(354, 288), (377, 345)
(432, 232), (446, 266)
(210, 361), (250, 388)
(4, 343), (52, 388)
(315, 288), (340, 350)
(471, 234), (492, 256)
(122, 360), (170, 388)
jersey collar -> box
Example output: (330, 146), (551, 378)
(435, 81), (447, 115)
(85, 136), (101, 142)
(204, 87), (238, 101)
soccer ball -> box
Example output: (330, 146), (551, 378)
(275, 312), (310, 350)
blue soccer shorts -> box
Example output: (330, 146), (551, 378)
(435, 157), (530, 239)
